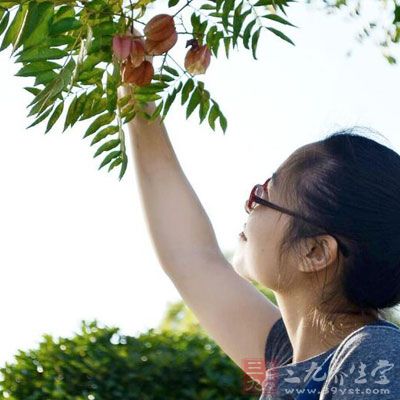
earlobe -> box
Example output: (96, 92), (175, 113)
(299, 236), (335, 273)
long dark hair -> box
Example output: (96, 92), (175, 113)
(274, 126), (400, 335)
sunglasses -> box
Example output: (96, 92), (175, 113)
(246, 177), (350, 258)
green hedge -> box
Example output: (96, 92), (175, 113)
(0, 321), (260, 400)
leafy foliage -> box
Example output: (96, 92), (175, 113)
(1, 0), (397, 179)
(0, 0), (297, 179)
(0, 320), (260, 399)
(305, 0), (400, 64)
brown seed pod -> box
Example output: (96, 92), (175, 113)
(184, 44), (212, 75)
(144, 30), (178, 56)
(130, 39), (146, 68)
(122, 59), (154, 87)
(144, 14), (176, 42)
(112, 35), (132, 61)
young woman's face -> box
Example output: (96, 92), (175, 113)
(232, 177), (291, 287)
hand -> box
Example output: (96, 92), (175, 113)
(117, 26), (155, 111)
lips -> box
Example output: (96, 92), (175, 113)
(239, 231), (247, 241)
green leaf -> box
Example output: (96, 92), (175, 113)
(94, 139), (120, 158)
(28, 94), (53, 117)
(70, 93), (87, 127)
(208, 104), (219, 131)
(163, 65), (179, 77)
(63, 95), (79, 132)
(251, 27), (261, 59)
(266, 26), (295, 46)
(152, 74), (174, 82)
(53, 5), (75, 23)
(106, 72), (118, 113)
(191, 12), (200, 33)
(24, 86), (41, 96)
(81, 87), (103, 117)
(233, 6), (251, 48)
(199, 94), (210, 123)
(243, 20), (257, 49)
(45, 35), (76, 48)
(78, 68), (105, 84)
(168, 0), (180, 6)
(81, 98), (108, 120)
(394, 5), (400, 24)
(123, 110), (137, 124)
(149, 102), (163, 122)
(87, 35), (112, 55)
(49, 17), (82, 35)
(181, 78), (194, 105)
(19, 2), (54, 51)
(26, 106), (54, 129)
(216, 0), (224, 12)
(219, 112), (227, 134)
(0, 12), (10, 37)
(206, 25), (218, 46)
(119, 152), (128, 180)
(118, 94), (131, 109)
(16, 46), (68, 62)
(15, 61), (61, 77)
(134, 93), (162, 102)
(78, 50), (109, 72)
(92, 21), (116, 37)
(222, 0), (235, 32)
(210, 30), (224, 57)
(108, 156), (122, 171)
(99, 150), (121, 170)
(83, 112), (115, 138)
(186, 87), (201, 119)
(162, 90), (177, 118)
(200, 4), (215, 10)
(45, 101), (64, 133)
(223, 36), (231, 58)
(262, 13), (297, 28)
(134, 82), (168, 95)
(91, 125), (119, 145)
(1, 4), (27, 51)
(199, 19), (208, 37)
(34, 70), (58, 86)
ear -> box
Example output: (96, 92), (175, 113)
(298, 235), (338, 273)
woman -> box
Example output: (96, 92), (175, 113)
(121, 38), (400, 400)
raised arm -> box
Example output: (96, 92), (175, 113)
(125, 91), (281, 371)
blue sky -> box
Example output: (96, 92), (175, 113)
(1, 1), (399, 366)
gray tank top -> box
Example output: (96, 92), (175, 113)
(259, 317), (400, 399)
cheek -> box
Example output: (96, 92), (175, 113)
(246, 219), (281, 288)
(246, 235), (281, 286)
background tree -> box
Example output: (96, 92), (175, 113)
(306, 0), (400, 64)
(0, 320), (261, 399)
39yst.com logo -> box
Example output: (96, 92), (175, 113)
(242, 358), (280, 396)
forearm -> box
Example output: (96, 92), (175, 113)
(127, 102), (222, 271)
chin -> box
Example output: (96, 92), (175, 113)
(232, 246), (247, 277)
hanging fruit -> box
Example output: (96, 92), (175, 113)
(112, 35), (133, 62)
(184, 39), (211, 75)
(122, 59), (154, 87)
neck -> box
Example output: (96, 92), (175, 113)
(274, 292), (378, 364)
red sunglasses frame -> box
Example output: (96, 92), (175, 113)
(246, 177), (350, 258)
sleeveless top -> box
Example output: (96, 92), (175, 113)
(259, 317), (400, 399)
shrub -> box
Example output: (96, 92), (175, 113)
(0, 321), (259, 400)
